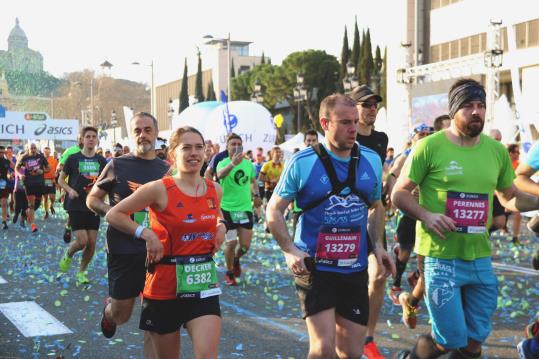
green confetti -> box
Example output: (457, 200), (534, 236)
(84, 295), (90, 302)
(54, 300), (61, 307)
(60, 290), (68, 297)
(391, 333), (400, 339)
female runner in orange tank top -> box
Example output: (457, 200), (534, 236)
(106, 126), (226, 358)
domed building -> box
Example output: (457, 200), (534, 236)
(0, 18), (43, 74)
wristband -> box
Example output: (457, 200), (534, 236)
(134, 225), (145, 240)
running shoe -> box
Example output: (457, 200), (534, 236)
(2, 221), (7, 230)
(31, 223), (38, 233)
(50, 206), (56, 215)
(100, 297), (116, 338)
(224, 272), (238, 286)
(399, 291), (418, 329)
(532, 248), (539, 271)
(76, 271), (90, 285)
(233, 257), (242, 277)
(63, 226), (72, 243)
(12, 212), (18, 224)
(58, 249), (72, 272)
(389, 286), (402, 305)
(44, 212), (49, 220)
(528, 215), (539, 234)
(407, 269), (420, 289)
(517, 338), (539, 359)
(512, 236), (521, 246)
(363, 341), (385, 359)
(525, 320), (539, 339)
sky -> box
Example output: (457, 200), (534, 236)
(0, 0), (399, 86)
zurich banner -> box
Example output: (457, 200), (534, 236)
(0, 111), (78, 140)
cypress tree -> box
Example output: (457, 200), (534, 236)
(179, 58), (189, 113)
(380, 47), (387, 108)
(351, 16), (361, 72)
(261, 52), (266, 65)
(357, 30), (366, 83)
(195, 51), (204, 102)
(340, 26), (350, 80)
(363, 29), (374, 87)
(206, 80), (216, 101)
(373, 45), (383, 93)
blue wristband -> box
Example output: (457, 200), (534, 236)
(134, 225), (145, 239)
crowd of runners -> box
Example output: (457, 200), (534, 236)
(2, 79), (539, 358)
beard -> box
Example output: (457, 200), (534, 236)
(457, 115), (484, 138)
(136, 141), (153, 154)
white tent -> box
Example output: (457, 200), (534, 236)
(278, 131), (324, 159)
(171, 101), (220, 138)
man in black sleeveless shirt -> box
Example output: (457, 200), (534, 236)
(350, 85), (389, 359)
(87, 112), (169, 342)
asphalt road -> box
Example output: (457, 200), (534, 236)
(0, 207), (537, 358)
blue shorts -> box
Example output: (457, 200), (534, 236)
(423, 256), (498, 349)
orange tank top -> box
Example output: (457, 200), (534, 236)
(143, 176), (220, 300)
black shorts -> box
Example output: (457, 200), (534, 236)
(68, 211), (100, 231)
(294, 269), (369, 326)
(139, 295), (221, 334)
(492, 194), (505, 217)
(108, 253), (147, 300)
(264, 189), (274, 202)
(222, 209), (254, 230)
(396, 214), (417, 251)
(25, 184), (43, 197)
(43, 181), (56, 194)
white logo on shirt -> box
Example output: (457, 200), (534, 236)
(320, 175), (329, 184)
(360, 172), (370, 181)
(445, 160), (463, 176)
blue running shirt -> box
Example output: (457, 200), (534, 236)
(275, 143), (382, 273)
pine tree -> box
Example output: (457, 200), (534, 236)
(261, 52), (266, 65)
(351, 16), (361, 73)
(179, 58), (189, 113)
(340, 26), (350, 80)
(206, 80), (216, 101)
(195, 51), (204, 102)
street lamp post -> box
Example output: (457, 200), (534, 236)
(343, 61), (359, 95)
(293, 73), (308, 133)
(132, 60), (155, 117)
(484, 20), (503, 128)
(111, 109), (118, 145)
(167, 99), (175, 130)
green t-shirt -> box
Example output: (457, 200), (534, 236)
(406, 131), (515, 260)
(217, 158), (256, 212)
(59, 145), (81, 166)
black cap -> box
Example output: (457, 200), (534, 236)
(350, 84), (383, 103)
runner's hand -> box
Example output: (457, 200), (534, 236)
(213, 222), (226, 255)
(142, 230), (164, 263)
(231, 152), (243, 166)
(283, 247), (310, 275)
(374, 248), (396, 278)
(423, 213), (456, 239)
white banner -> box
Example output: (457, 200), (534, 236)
(0, 111), (78, 140)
